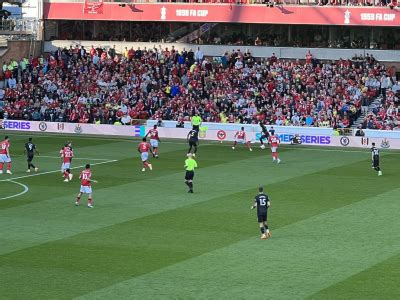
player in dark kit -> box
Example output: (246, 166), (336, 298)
(251, 187), (271, 239)
(371, 142), (382, 176)
(259, 122), (270, 149)
(187, 128), (199, 157)
(24, 137), (39, 173)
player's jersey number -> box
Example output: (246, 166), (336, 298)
(259, 197), (267, 206)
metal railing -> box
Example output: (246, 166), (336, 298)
(0, 18), (39, 40)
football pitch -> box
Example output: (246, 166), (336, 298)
(1, 132), (400, 299)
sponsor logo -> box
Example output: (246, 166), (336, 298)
(2, 120), (31, 130)
(360, 13), (395, 22)
(217, 130), (226, 140)
(160, 6), (166, 20)
(361, 137), (369, 146)
(344, 9), (351, 24)
(74, 124), (83, 134)
(39, 122), (47, 132)
(380, 138), (390, 149)
(175, 9), (208, 17)
(256, 133), (331, 145)
(134, 125), (145, 137)
(57, 123), (65, 131)
(340, 136), (350, 146)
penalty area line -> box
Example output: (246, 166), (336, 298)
(0, 159), (118, 182)
(0, 180), (29, 200)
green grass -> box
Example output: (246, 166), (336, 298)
(1, 132), (400, 299)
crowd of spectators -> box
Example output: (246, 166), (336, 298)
(0, 44), (398, 130)
(102, 0), (398, 7)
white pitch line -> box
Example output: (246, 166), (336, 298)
(12, 155), (109, 161)
(0, 159), (118, 182)
(0, 180), (29, 200)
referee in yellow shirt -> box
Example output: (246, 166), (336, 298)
(191, 113), (202, 132)
(184, 153), (198, 193)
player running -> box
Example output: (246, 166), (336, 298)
(0, 135), (12, 174)
(259, 122), (270, 149)
(268, 132), (281, 163)
(60, 142), (74, 182)
(145, 125), (161, 158)
(371, 142), (382, 176)
(184, 153), (197, 193)
(232, 127), (252, 151)
(138, 138), (153, 172)
(251, 186), (272, 240)
(24, 137), (39, 173)
(75, 164), (95, 208)
(187, 128), (199, 157)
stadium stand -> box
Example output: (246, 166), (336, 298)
(0, 46), (398, 129)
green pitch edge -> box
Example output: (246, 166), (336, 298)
(0, 155), (397, 299)
(77, 187), (400, 300)
(0, 149), (364, 256)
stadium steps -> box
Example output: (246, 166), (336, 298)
(351, 98), (382, 128)
(176, 23), (218, 43)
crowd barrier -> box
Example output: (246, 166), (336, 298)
(1, 119), (400, 149)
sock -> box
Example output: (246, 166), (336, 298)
(64, 171), (69, 178)
(194, 146), (197, 154)
(259, 138), (264, 145)
(7, 162), (12, 170)
(88, 198), (93, 205)
(31, 163), (36, 168)
(260, 227), (265, 234)
(76, 196), (81, 203)
(143, 162), (148, 168)
(246, 142), (251, 149)
(154, 148), (158, 155)
(188, 182), (193, 189)
(265, 225), (269, 233)
(27, 163), (31, 169)
(185, 181), (190, 187)
(233, 141), (237, 147)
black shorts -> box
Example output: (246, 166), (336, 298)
(373, 156), (379, 168)
(185, 170), (194, 181)
(257, 213), (267, 223)
(192, 125), (200, 131)
(189, 140), (198, 147)
(27, 155), (34, 162)
(260, 134), (269, 140)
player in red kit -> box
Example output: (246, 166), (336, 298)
(138, 138), (153, 172)
(268, 133), (281, 163)
(232, 127), (252, 151)
(0, 136), (12, 174)
(75, 164), (95, 208)
(60, 142), (74, 182)
(145, 125), (161, 158)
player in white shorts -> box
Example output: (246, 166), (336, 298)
(0, 136), (12, 174)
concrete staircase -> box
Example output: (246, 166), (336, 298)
(352, 97), (382, 128)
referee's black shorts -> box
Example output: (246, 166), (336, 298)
(189, 140), (197, 147)
(27, 155), (34, 162)
(185, 170), (194, 181)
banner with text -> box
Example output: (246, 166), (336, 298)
(3, 120), (400, 150)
